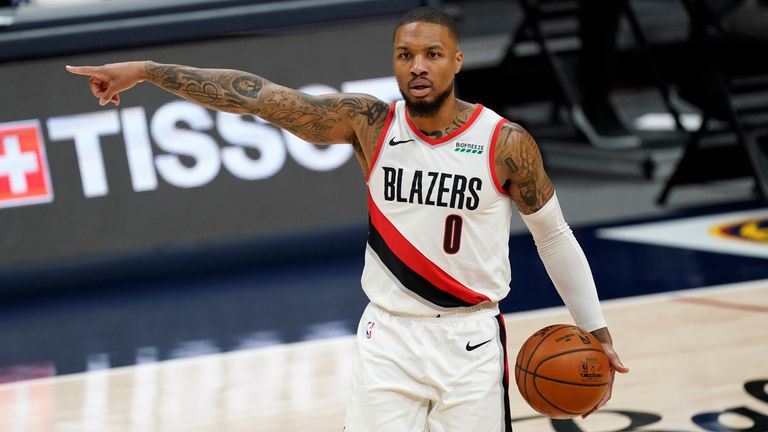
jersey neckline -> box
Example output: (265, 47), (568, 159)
(404, 102), (484, 146)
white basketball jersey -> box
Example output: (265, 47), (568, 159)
(363, 100), (513, 316)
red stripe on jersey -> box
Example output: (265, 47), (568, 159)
(365, 102), (396, 183)
(489, 118), (510, 195)
(405, 104), (485, 145)
(368, 193), (491, 305)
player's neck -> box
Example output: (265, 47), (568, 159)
(409, 97), (475, 139)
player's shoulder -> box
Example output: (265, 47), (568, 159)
(338, 93), (392, 151)
(493, 120), (537, 155)
(497, 120), (529, 137)
(341, 93), (391, 126)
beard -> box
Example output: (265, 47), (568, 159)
(401, 80), (454, 118)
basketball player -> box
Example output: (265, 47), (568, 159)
(66, 7), (628, 431)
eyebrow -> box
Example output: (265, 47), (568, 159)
(394, 44), (446, 51)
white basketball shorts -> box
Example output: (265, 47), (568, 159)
(344, 302), (513, 432)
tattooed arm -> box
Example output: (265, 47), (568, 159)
(493, 121), (554, 214)
(65, 61), (389, 148)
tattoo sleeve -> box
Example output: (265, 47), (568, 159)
(494, 122), (554, 214)
(258, 88), (388, 145)
(145, 63), (264, 113)
(144, 62), (389, 146)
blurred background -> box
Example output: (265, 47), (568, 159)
(0, 0), (766, 421)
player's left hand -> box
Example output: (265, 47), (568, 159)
(582, 342), (629, 418)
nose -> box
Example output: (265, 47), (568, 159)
(410, 55), (427, 76)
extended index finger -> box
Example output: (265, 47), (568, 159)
(66, 65), (107, 79)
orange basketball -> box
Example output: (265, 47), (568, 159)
(514, 324), (610, 418)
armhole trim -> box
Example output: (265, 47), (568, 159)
(489, 118), (509, 195)
(365, 101), (396, 183)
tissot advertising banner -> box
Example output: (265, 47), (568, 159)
(0, 20), (399, 272)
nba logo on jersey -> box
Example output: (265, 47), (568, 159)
(0, 121), (53, 209)
(365, 321), (376, 339)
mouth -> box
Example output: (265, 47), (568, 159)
(409, 78), (432, 98)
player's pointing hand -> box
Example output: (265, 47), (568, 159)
(66, 61), (148, 107)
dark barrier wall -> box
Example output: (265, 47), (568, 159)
(0, 19), (401, 275)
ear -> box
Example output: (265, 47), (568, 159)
(454, 50), (463, 74)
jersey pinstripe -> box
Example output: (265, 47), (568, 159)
(363, 100), (513, 316)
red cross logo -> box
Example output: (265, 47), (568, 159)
(0, 121), (53, 208)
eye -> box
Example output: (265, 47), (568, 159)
(398, 52), (411, 60)
(429, 51), (441, 59)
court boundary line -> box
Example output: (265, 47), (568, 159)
(671, 297), (768, 313)
(503, 277), (768, 322)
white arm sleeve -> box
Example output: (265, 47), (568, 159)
(519, 193), (607, 332)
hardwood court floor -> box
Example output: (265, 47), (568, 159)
(1, 279), (766, 432)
